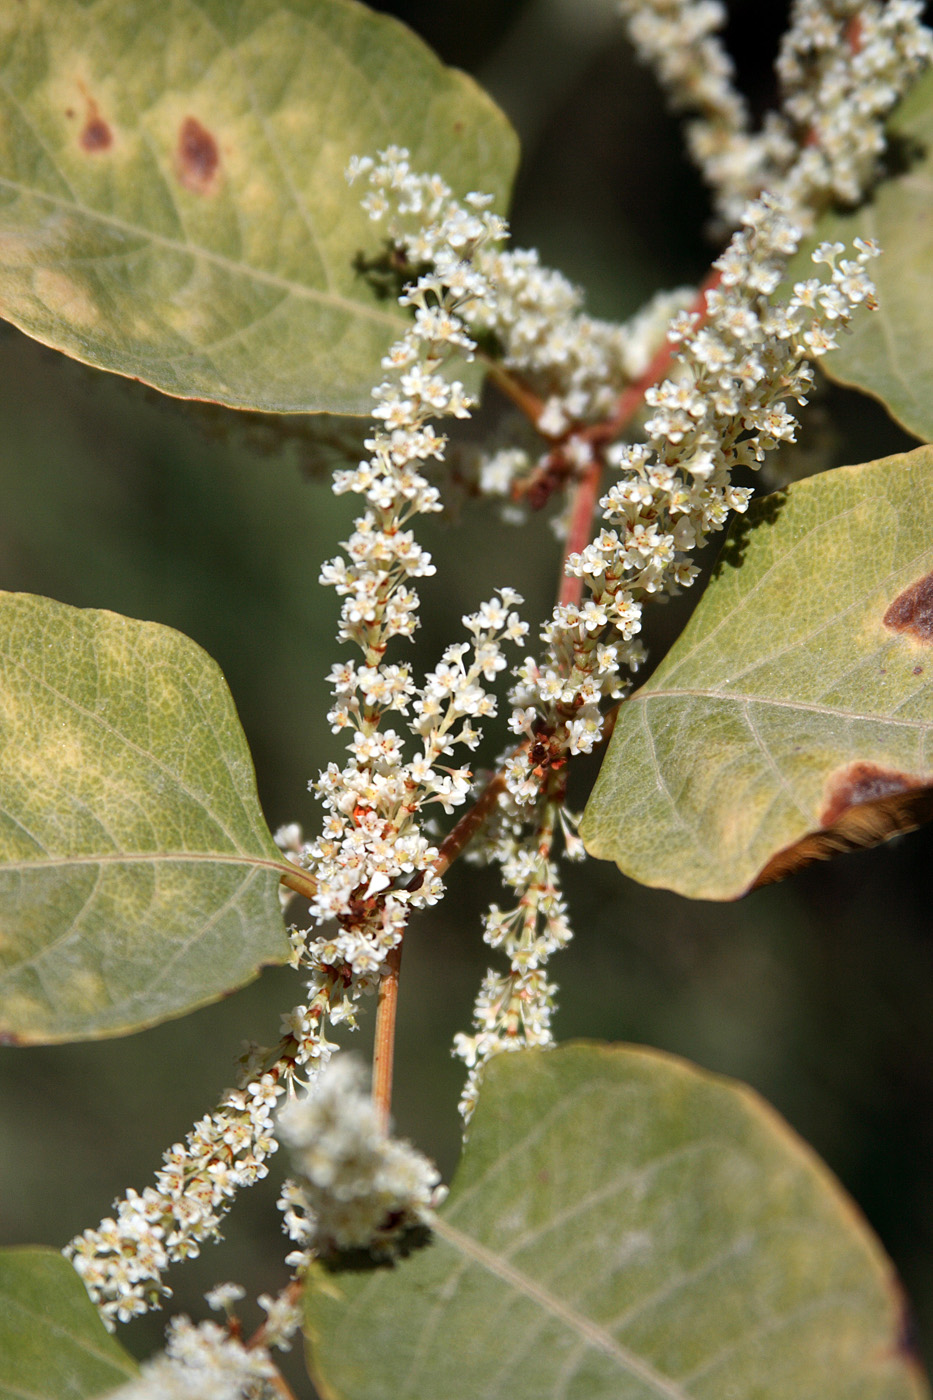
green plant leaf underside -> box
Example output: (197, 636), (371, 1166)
(305, 1044), (926, 1400)
(580, 447), (933, 899)
(793, 68), (933, 442)
(0, 592), (291, 1044)
(0, 0), (518, 413)
(0, 1246), (138, 1399)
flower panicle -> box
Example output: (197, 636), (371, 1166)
(339, 155), (882, 1122)
(505, 196), (879, 811)
(618, 0), (933, 225)
(64, 1068), (288, 1328)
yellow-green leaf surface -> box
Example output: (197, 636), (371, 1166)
(794, 69), (933, 442)
(305, 1044), (925, 1400)
(0, 592), (291, 1044)
(0, 0), (518, 412)
(0, 1247), (138, 1400)
(580, 448), (933, 899)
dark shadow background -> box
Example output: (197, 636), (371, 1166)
(1, 1), (932, 1390)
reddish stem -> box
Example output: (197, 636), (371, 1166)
(596, 267), (722, 446)
(557, 460), (604, 610)
(433, 768), (511, 881)
(372, 942), (403, 1131)
(484, 360), (547, 425)
(242, 1282), (304, 1400)
(545, 267), (723, 605)
(515, 268), (723, 514)
(367, 766), (525, 1124)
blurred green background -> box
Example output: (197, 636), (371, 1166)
(2, 0), (932, 1387)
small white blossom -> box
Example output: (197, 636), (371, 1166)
(256, 1288), (302, 1351)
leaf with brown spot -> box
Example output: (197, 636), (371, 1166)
(580, 447), (933, 900)
(79, 107), (111, 152)
(0, 0), (517, 413)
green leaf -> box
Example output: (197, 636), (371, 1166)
(0, 1246), (138, 1399)
(305, 1043), (926, 1400)
(0, 0), (518, 413)
(790, 69), (933, 442)
(0, 592), (292, 1044)
(580, 447), (933, 899)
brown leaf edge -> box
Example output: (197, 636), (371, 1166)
(752, 565), (933, 890)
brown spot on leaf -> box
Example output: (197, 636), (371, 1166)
(914, 665), (924, 676)
(751, 760), (933, 889)
(883, 570), (933, 643)
(75, 87), (113, 152)
(176, 116), (220, 194)
(815, 763), (905, 825)
(820, 761), (927, 826)
(0, 1030), (22, 1046)
(81, 115), (112, 151)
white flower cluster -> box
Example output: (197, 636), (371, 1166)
(775, 0), (933, 212)
(505, 200), (878, 781)
(104, 1314), (278, 1400)
(205, 1280), (302, 1352)
(270, 153), (531, 1067)
(620, 0), (765, 223)
(456, 200), (878, 1109)
(354, 146), (695, 504)
(277, 1056), (442, 1258)
(453, 803), (584, 1119)
(475, 253), (672, 434)
(65, 1070), (284, 1328)
(619, 0), (932, 224)
(342, 151), (880, 1119)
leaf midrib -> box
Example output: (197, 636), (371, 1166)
(0, 174), (401, 330)
(431, 1217), (694, 1400)
(0, 849), (292, 873)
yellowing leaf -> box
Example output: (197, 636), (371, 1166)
(0, 0), (518, 412)
(580, 447), (933, 899)
(0, 592), (292, 1043)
